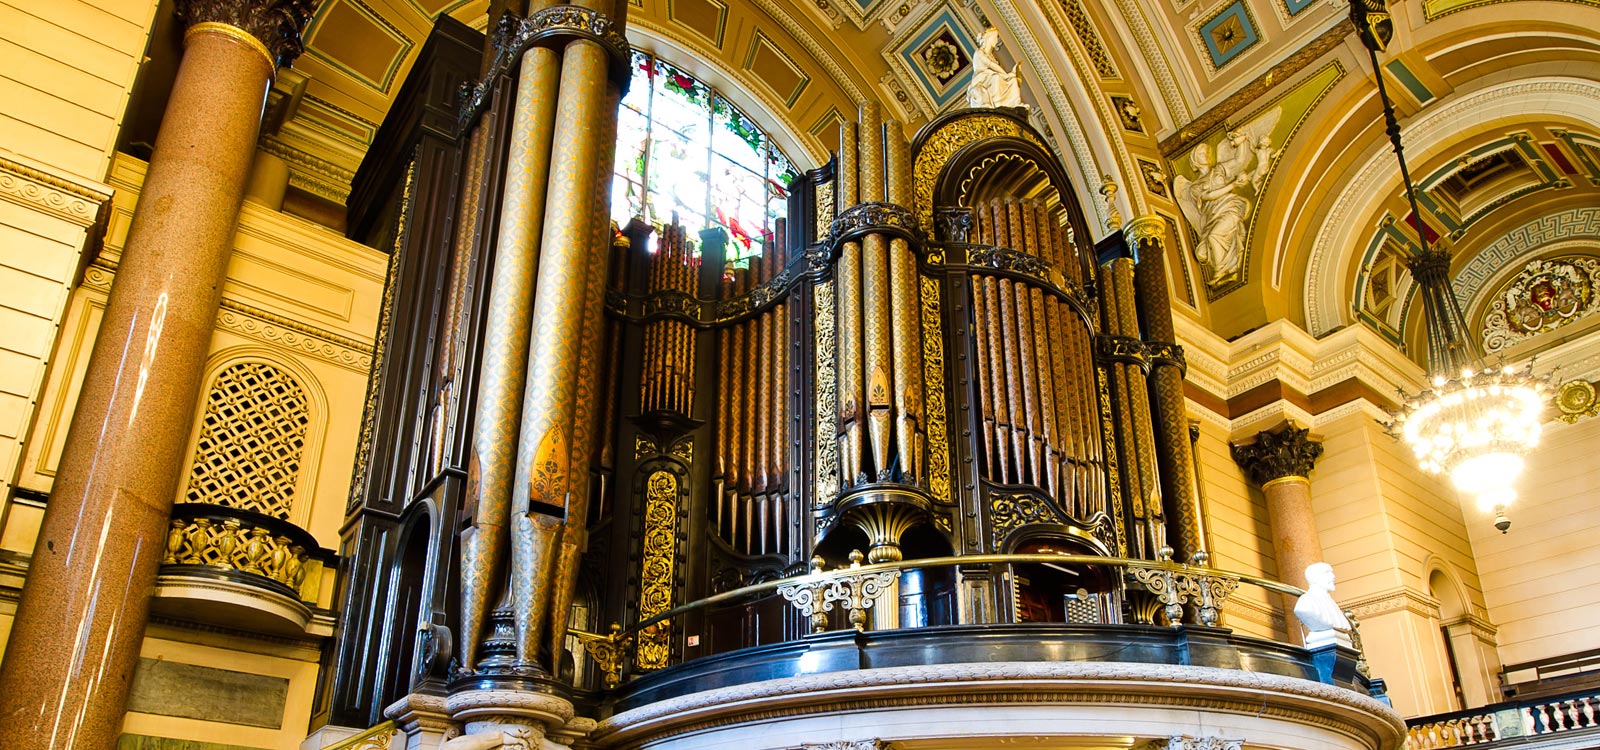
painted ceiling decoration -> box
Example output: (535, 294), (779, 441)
(884, 2), (981, 114)
(1195, 0), (1262, 71)
(226, 0), (1600, 374)
(1480, 255), (1600, 354)
(1169, 61), (1341, 299)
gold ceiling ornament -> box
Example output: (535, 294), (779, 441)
(1555, 379), (1599, 424)
(1354, 12), (1552, 533)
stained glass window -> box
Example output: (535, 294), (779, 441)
(612, 52), (798, 261)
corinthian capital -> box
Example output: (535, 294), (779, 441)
(177, 0), (317, 68)
(1230, 423), (1323, 485)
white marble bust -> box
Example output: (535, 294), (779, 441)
(1294, 562), (1353, 648)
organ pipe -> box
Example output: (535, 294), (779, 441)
(969, 198), (1105, 522)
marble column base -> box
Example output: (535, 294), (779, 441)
(387, 691), (458, 750)
(443, 687), (580, 750)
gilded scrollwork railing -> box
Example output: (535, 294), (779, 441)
(575, 552), (1331, 690)
(161, 502), (327, 601)
(1126, 547), (1240, 627)
(777, 550), (900, 633)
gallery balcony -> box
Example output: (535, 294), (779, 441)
(550, 550), (1405, 750)
(151, 502), (336, 637)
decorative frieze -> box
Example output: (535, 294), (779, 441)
(0, 154), (111, 228)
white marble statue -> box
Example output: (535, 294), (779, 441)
(967, 28), (1025, 109)
(1294, 562), (1353, 648)
(1173, 107), (1280, 288)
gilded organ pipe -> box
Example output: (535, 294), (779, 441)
(459, 13), (564, 672)
(639, 224), (698, 417)
(968, 198), (1105, 524)
(710, 233), (791, 556)
(885, 123), (923, 483)
(835, 121), (864, 486)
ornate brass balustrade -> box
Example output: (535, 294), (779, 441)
(573, 551), (1370, 692)
(154, 503), (335, 635)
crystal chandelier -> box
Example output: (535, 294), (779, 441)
(1351, 0), (1549, 532)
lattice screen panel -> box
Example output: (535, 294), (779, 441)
(185, 362), (310, 519)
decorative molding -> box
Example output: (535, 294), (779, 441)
(0, 153), (112, 228)
(1343, 587), (1441, 621)
(990, 0), (1128, 222)
(1162, 20), (1351, 157)
(216, 300), (376, 372)
(1453, 208), (1600, 308)
(1105, 0), (1191, 124)
(80, 263), (376, 372)
(799, 741), (889, 750)
(1140, 736), (1243, 750)
(1175, 315), (1423, 406)
(593, 661), (1405, 749)
(1305, 78), (1600, 336)
(258, 134), (356, 203)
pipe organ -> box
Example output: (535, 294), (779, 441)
(333, 19), (1210, 714)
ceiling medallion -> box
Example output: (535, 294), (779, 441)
(1352, 2), (1549, 533)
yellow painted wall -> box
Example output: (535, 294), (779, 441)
(121, 627), (324, 750)
(0, 0), (155, 544)
(0, 152), (382, 747)
(1309, 410), (1499, 717)
(7, 154), (385, 553)
(1191, 414), (1288, 641)
(0, 0), (157, 182)
(1467, 415), (1600, 667)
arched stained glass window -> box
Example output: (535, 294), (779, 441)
(612, 52), (799, 260)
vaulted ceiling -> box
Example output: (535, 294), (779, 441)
(255, 0), (1600, 364)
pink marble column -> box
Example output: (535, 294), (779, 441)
(1231, 424), (1326, 589)
(1232, 424), (1325, 640)
(0, 2), (310, 747)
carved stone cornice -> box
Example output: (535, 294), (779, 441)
(0, 153), (111, 228)
(82, 264), (376, 372)
(258, 135), (355, 203)
(800, 741), (888, 750)
(1230, 424), (1324, 485)
(176, 0), (316, 68)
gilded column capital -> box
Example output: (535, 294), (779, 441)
(1231, 423), (1323, 485)
(1125, 214), (1166, 247)
(177, 0), (316, 69)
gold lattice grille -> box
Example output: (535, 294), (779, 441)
(185, 362), (310, 519)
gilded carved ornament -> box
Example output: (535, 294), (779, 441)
(176, 0), (315, 68)
(1556, 379), (1600, 423)
(1230, 423), (1323, 485)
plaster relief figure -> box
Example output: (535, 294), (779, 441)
(967, 28), (1025, 109)
(1294, 562), (1354, 648)
(1174, 107), (1280, 289)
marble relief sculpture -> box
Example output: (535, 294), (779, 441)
(1174, 107), (1279, 289)
(1294, 562), (1354, 648)
(967, 28), (1025, 109)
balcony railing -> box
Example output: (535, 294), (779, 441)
(567, 549), (1376, 700)
(153, 502), (335, 635)
(1405, 687), (1600, 749)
